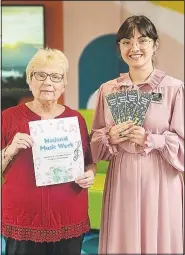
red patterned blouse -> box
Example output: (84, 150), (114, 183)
(2, 104), (93, 242)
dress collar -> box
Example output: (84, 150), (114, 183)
(117, 68), (165, 90)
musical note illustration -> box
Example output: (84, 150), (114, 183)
(73, 141), (82, 161)
(37, 124), (44, 133)
(57, 120), (68, 132)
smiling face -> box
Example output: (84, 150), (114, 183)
(29, 65), (65, 103)
(119, 28), (158, 69)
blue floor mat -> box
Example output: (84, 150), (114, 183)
(81, 230), (99, 254)
(1, 236), (6, 255)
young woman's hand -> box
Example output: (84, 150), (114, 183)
(6, 132), (34, 159)
(75, 169), (95, 189)
(108, 120), (136, 145)
(126, 126), (146, 146)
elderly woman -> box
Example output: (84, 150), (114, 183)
(2, 48), (96, 255)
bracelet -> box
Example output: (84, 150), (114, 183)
(3, 145), (13, 163)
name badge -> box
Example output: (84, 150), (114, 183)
(151, 92), (163, 103)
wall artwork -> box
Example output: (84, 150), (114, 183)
(2, 5), (45, 108)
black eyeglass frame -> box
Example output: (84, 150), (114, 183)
(31, 71), (64, 83)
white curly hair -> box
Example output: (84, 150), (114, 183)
(26, 47), (69, 85)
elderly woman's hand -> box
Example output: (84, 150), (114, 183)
(6, 132), (34, 159)
(108, 120), (136, 145)
(75, 169), (95, 189)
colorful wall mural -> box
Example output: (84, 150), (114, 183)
(79, 34), (128, 108)
(2, 5), (44, 109)
(63, 1), (184, 110)
(3, 2), (183, 110)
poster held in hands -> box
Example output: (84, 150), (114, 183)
(117, 91), (127, 122)
(105, 93), (120, 124)
(125, 90), (140, 121)
(29, 117), (84, 187)
(132, 92), (153, 126)
(105, 90), (152, 126)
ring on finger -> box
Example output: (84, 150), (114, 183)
(119, 132), (124, 138)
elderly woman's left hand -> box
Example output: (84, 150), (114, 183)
(75, 169), (95, 189)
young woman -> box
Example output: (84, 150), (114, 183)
(90, 15), (184, 254)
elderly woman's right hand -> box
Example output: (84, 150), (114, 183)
(108, 120), (136, 145)
(6, 132), (34, 159)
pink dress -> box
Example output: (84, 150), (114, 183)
(90, 69), (184, 254)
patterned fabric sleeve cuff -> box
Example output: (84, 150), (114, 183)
(102, 125), (118, 155)
(143, 133), (166, 156)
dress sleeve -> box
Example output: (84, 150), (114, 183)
(77, 114), (93, 167)
(90, 85), (119, 163)
(143, 84), (184, 172)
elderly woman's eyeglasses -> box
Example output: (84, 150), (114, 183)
(119, 37), (153, 50)
(33, 72), (64, 83)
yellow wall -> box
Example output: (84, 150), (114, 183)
(151, 1), (184, 14)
